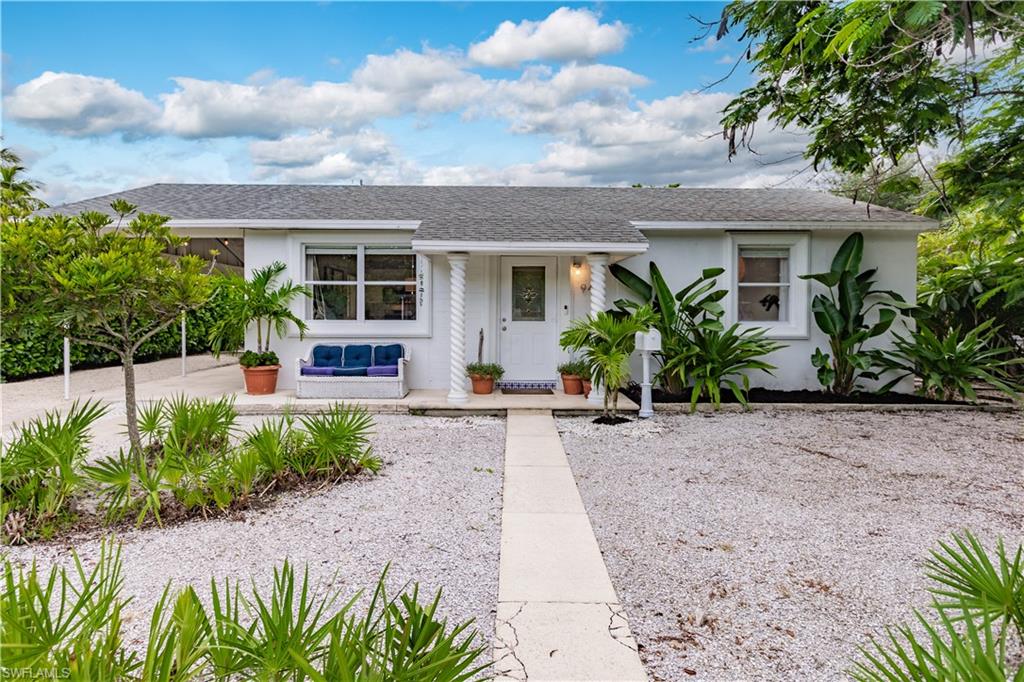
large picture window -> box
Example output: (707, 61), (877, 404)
(305, 246), (419, 322)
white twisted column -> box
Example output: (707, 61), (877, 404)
(447, 253), (470, 403)
(586, 253), (609, 404)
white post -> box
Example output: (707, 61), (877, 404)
(447, 253), (469, 403)
(639, 351), (654, 418)
(180, 312), (187, 377)
(636, 329), (660, 419)
(63, 336), (71, 401)
(587, 253), (609, 405)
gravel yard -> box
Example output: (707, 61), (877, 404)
(4, 414), (504, 653)
(559, 410), (1024, 682)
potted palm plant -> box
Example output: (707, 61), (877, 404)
(560, 307), (653, 423)
(210, 262), (311, 395)
(465, 362), (504, 395)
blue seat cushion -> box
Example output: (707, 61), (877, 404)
(373, 344), (404, 366)
(367, 365), (398, 377)
(312, 345), (343, 368)
(343, 344), (373, 368)
(333, 367), (368, 377)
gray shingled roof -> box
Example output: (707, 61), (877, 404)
(43, 184), (933, 243)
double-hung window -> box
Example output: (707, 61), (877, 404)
(727, 232), (809, 338)
(304, 245), (424, 329)
(737, 248), (790, 322)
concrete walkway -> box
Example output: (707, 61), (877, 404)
(494, 410), (647, 682)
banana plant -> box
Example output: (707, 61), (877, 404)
(799, 232), (909, 396)
(609, 263), (728, 394)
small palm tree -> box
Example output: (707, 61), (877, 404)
(1, 147), (47, 225)
(560, 307), (653, 419)
(210, 262), (311, 360)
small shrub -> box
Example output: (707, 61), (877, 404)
(298, 404), (378, 477)
(159, 394), (237, 454)
(877, 319), (1023, 402)
(849, 531), (1023, 681)
(0, 545), (489, 681)
(0, 541), (137, 677)
(1, 400), (108, 543)
(465, 362), (504, 380)
(239, 350), (280, 368)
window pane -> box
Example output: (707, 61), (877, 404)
(366, 253), (416, 282)
(310, 285), (356, 320)
(307, 252), (356, 282)
(512, 266), (545, 321)
(365, 285), (417, 320)
(738, 285), (787, 322)
(739, 249), (789, 284)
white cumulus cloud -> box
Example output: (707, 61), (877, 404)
(469, 7), (629, 68)
(4, 71), (160, 136)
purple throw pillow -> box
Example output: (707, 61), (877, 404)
(301, 366), (336, 376)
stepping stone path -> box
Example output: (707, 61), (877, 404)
(494, 409), (648, 681)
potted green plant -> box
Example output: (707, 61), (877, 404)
(557, 360), (586, 395)
(465, 362), (504, 395)
(210, 262), (311, 395)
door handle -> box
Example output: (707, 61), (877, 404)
(502, 326), (508, 331)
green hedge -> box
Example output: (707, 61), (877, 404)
(1, 279), (239, 382)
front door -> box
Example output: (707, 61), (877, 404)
(499, 257), (557, 381)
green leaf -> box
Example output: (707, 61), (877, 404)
(830, 232), (864, 274)
(609, 263), (653, 302)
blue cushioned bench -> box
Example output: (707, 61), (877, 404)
(295, 343), (409, 399)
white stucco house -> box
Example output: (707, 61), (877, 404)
(52, 184), (935, 400)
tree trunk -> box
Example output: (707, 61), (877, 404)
(123, 353), (143, 453)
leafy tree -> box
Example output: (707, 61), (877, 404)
(715, 0), (1024, 225)
(1, 201), (214, 452)
(825, 159), (929, 214)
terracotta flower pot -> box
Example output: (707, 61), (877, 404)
(242, 364), (280, 395)
(561, 374), (583, 395)
(470, 375), (495, 395)
(582, 379), (592, 398)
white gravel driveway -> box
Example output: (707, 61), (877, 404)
(5, 414), (504, 652)
(558, 410), (1024, 682)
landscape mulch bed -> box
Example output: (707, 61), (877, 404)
(621, 383), (977, 406)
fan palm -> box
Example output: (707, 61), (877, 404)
(560, 307), (653, 418)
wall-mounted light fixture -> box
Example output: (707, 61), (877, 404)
(571, 259), (591, 293)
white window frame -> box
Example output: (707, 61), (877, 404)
(723, 232), (810, 339)
(291, 235), (431, 338)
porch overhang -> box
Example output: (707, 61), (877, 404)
(410, 240), (649, 256)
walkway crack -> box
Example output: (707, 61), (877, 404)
(494, 602), (529, 680)
(606, 602), (640, 653)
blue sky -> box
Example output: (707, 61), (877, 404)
(2, 2), (809, 204)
